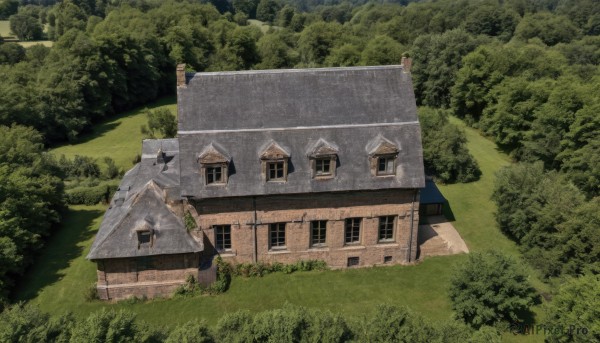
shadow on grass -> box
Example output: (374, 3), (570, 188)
(51, 96), (177, 148)
(442, 201), (456, 222)
(13, 207), (103, 302)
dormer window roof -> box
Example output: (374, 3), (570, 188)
(197, 142), (230, 164)
(260, 141), (290, 160)
(307, 138), (339, 179)
(135, 217), (154, 248)
(260, 141), (290, 182)
(198, 142), (230, 186)
(367, 135), (399, 177)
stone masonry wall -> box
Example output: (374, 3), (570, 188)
(190, 189), (419, 268)
(95, 253), (199, 300)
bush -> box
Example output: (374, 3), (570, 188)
(83, 283), (98, 302)
(165, 321), (214, 343)
(449, 251), (537, 329)
(65, 183), (117, 205)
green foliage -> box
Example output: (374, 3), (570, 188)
(227, 259), (328, 277)
(0, 41), (25, 64)
(256, 0), (280, 23)
(0, 0), (18, 20)
(165, 320), (214, 343)
(9, 12), (43, 40)
(491, 162), (599, 277)
(141, 108), (177, 139)
(544, 274), (600, 343)
(411, 29), (488, 107)
(360, 35), (403, 66)
(65, 183), (116, 205)
(0, 303), (72, 343)
(514, 12), (580, 46)
(84, 283), (98, 301)
(419, 107), (480, 183)
(184, 211), (197, 231)
(464, 5), (519, 41)
(69, 309), (139, 342)
(449, 251), (537, 328)
(0, 125), (64, 305)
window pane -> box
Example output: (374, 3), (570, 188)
(344, 218), (361, 244)
(270, 223), (286, 248)
(386, 159), (394, 172)
(215, 225), (231, 250)
(378, 216), (395, 241)
(311, 220), (327, 246)
(378, 158), (386, 172)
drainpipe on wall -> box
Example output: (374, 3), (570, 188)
(252, 197), (258, 263)
(407, 189), (417, 263)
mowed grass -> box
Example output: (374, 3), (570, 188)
(18, 101), (544, 341)
(0, 20), (12, 37)
(51, 96), (176, 171)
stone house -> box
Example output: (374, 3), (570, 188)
(87, 62), (425, 300)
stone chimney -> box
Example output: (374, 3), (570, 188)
(401, 57), (412, 73)
(176, 64), (187, 87)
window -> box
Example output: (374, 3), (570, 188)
(378, 216), (395, 242)
(377, 156), (395, 175)
(267, 161), (286, 181)
(214, 225), (231, 251)
(311, 221), (327, 247)
(384, 256), (393, 263)
(206, 165), (224, 184)
(344, 218), (361, 245)
(347, 257), (359, 267)
(315, 158), (331, 176)
(138, 231), (151, 245)
(270, 223), (286, 249)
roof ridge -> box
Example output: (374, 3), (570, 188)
(191, 65), (404, 77)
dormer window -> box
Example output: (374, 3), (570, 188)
(268, 160), (286, 181)
(198, 142), (230, 186)
(367, 135), (399, 177)
(307, 138), (339, 180)
(206, 165), (224, 184)
(377, 156), (396, 176)
(138, 230), (152, 244)
(315, 158), (332, 176)
(260, 141), (290, 182)
(135, 217), (154, 249)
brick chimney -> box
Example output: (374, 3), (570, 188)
(401, 57), (412, 73)
(176, 64), (187, 87)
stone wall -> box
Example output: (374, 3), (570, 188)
(190, 189), (419, 268)
(95, 253), (199, 300)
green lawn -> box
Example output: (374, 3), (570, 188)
(17, 102), (545, 341)
(0, 20), (11, 38)
(51, 96), (176, 171)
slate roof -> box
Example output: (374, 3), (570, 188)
(87, 139), (203, 260)
(177, 65), (425, 198)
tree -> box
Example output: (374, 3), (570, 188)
(411, 29), (487, 107)
(514, 12), (580, 46)
(9, 13), (43, 41)
(419, 107), (480, 183)
(449, 251), (537, 328)
(141, 108), (177, 139)
(256, 33), (293, 69)
(324, 43), (361, 67)
(0, 125), (64, 304)
(0, 303), (72, 342)
(165, 321), (214, 343)
(69, 309), (139, 342)
(0, 42), (26, 64)
(0, 0), (18, 20)
(360, 35), (404, 66)
(256, 0), (280, 23)
(297, 21), (343, 66)
(544, 274), (600, 343)
(464, 5), (519, 41)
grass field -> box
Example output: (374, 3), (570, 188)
(52, 96), (176, 171)
(17, 101), (544, 341)
(248, 19), (281, 33)
(0, 20), (11, 38)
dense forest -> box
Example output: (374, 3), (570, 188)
(0, 0), (599, 339)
